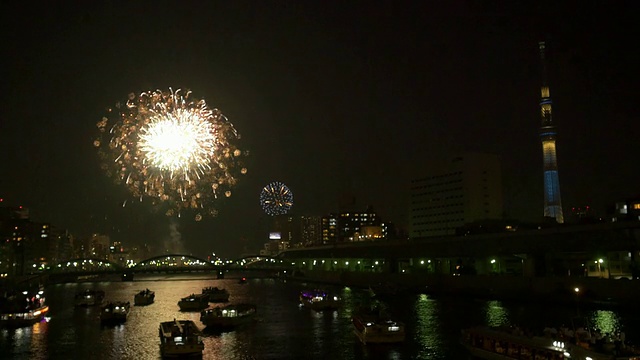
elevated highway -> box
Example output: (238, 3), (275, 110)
(280, 221), (640, 277)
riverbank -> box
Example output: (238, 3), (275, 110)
(286, 270), (639, 307)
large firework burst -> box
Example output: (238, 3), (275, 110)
(260, 182), (293, 216)
(94, 88), (248, 219)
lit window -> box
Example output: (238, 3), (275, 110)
(633, 203), (640, 210)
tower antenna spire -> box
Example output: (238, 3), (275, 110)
(538, 41), (564, 223)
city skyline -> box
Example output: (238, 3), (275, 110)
(2, 2), (639, 257)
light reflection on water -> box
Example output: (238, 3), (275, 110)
(591, 310), (621, 335)
(413, 293), (443, 358)
(485, 300), (510, 327)
(0, 274), (638, 360)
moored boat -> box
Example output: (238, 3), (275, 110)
(460, 325), (640, 360)
(201, 286), (229, 303)
(200, 303), (256, 329)
(134, 289), (155, 306)
(159, 319), (204, 358)
(299, 289), (342, 311)
(352, 306), (405, 345)
(75, 289), (105, 307)
(0, 287), (49, 327)
(100, 301), (130, 324)
(178, 294), (209, 311)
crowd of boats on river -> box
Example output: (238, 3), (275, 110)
(1, 276), (639, 359)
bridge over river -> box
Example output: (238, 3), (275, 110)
(7, 254), (293, 285)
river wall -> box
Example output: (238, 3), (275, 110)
(291, 269), (639, 306)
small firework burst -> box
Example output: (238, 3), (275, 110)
(260, 182), (293, 216)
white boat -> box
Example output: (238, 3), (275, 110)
(461, 326), (640, 360)
(134, 289), (155, 306)
(201, 287), (229, 303)
(352, 306), (405, 345)
(299, 289), (342, 311)
(74, 289), (105, 307)
(177, 294), (209, 311)
(0, 288), (49, 327)
(159, 319), (204, 358)
(200, 303), (256, 328)
(100, 301), (130, 324)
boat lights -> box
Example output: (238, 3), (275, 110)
(552, 341), (565, 348)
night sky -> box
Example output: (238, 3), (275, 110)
(2, 1), (638, 258)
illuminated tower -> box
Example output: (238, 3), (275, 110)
(538, 41), (564, 223)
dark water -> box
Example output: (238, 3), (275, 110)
(1, 274), (639, 360)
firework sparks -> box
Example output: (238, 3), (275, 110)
(260, 181), (293, 216)
(95, 88), (248, 219)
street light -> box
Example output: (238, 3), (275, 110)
(596, 259), (604, 278)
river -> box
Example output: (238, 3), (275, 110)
(1, 273), (638, 359)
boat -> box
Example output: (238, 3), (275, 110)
(159, 319), (204, 358)
(134, 289), (155, 306)
(100, 301), (130, 324)
(177, 294), (209, 311)
(460, 325), (640, 360)
(200, 303), (257, 328)
(351, 305), (405, 345)
(299, 289), (342, 311)
(0, 287), (49, 327)
(201, 286), (229, 303)
(74, 289), (105, 307)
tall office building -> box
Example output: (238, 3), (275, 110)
(410, 152), (504, 238)
(300, 215), (322, 246)
(337, 205), (381, 242)
(538, 41), (564, 223)
(321, 214), (338, 245)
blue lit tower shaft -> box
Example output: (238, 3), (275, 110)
(538, 41), (564, 223)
